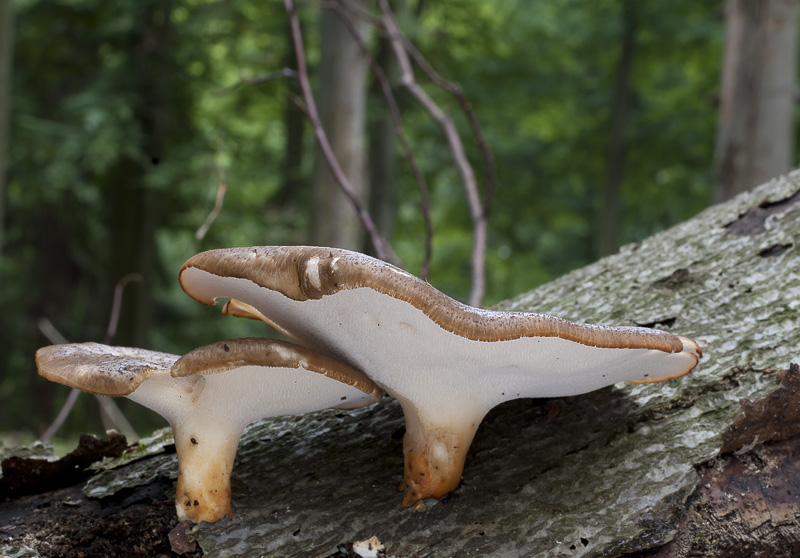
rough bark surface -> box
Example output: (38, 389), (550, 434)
(3, 171), (800, 557)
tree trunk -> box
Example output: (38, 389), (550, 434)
(0, 0), (13, 260)
(596, 0), (637, 258)
(106, 0), (173, 350)
(6, 170), (800, 557)
(309, 0), (371, 250)
(713, 0), (798, 203)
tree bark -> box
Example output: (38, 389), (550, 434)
(713, 0), (798, 203)
(0, 0), (13, 260)
(632, 364), (800, 557)
(309, 0), (371, 250)
(6, 170), (800, 556)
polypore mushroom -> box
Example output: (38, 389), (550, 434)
(35, 338), (382, 522)
(178, 246), (702, 507)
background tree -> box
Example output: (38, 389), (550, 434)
(0, 0), (12, 260)
(596, 0), (637, 258)
(368, 1), (404, 246)
(309, 0), (371, 250)
(714, 0), (799, 202)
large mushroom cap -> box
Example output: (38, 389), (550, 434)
(179, 245), (698, 355)
(179, 245), (702, 506)
(35, 343), (179, 396)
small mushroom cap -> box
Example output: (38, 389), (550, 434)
(35, 343), (179, 396)
(35, 338), (382, 524)
(171, 337), (382, 407)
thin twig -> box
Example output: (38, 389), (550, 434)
(331, 0), (379, 24)
(39, 388), (80, 442)
(287, 91), (309, 117)
(38, 274), (143, 442)
(284, 0), (397, 265)
(95, 397), (136, 439)
(403, 40), (497, 212)
(196, 180), (228, 242)
(212, 68), (298, 97)
(37, 316), (69, 345)
(331, 0), (433, 277)
(103, 273), (143, 343)
(379, 0), (486, 306)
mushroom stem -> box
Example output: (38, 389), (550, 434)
(172, 420), (241, 523)
(126, 373), (243, 523)
(397, 397), (488, 508)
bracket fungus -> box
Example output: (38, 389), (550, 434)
(179, 246), (702, 508)
(35, 338), (382, 523)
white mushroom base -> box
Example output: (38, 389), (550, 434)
(127, 364), (374, 522)
(398, 397), (488, 507)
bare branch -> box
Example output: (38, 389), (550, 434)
(402, 40), (498, 212)
(37, 273), (143, 442)
(196, 180), (228, 242)
(95, 397), (136, 439)
(39, 388), (80, 443)
(102, 273), (143, 343)
(378, 0), (487, 306)
(37, 316), (69, 345)
(287, 91), (309, 117)
(331, 0), (379, 24)
(284, 0), (397, 265)
(331, 0), (433, 277)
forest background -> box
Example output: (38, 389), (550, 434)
(0, 0), (793, 448)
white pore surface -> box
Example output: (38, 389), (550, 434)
(182, 268), (697, 425)
(126, 365), (374, 433)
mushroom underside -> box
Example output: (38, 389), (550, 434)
(179, 264), (700, 505)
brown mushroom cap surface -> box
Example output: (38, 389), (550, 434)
(180, 246), (692, 352)
(35, 343), (179, 396)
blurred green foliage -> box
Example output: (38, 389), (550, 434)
(1, 0), (720, 439)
